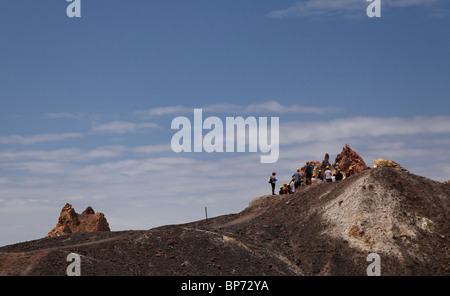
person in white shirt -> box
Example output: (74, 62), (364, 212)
(269, 172), (277, 195)
(324, 166), (333, 183)
(290, 178), (296, 193)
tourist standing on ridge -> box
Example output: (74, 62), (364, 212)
(305, 161), (313, 185)
(335, 169), (343, 181)
(290, 178), (296, 194)
(269, 172), (277, 195)
(325, 166), (332, 183)
(292, 168), (302, 189)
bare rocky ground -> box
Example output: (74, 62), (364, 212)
(0, 167), (448, 276)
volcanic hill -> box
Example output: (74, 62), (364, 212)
(0, 167), (448, 276)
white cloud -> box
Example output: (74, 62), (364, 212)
(2, 161), (68, 175)
(45, 112), (107, 125)
(0, 145), (160, 164)
(80, 146), (127, 160)
(385, 0), (440, 8)
(280, 116), (450, 145)
(134, 106), (193, 118)
(267, 0), (364, 18)
(91, 121), (160, 134)
(204, 101), (343, 115)
(0, 148), (82, 162)
(45, 112), (88, 120)
(0, 132), (84, 145)
(134, 101), (343, 118)
(133, 144), (172, 154)
(267, 0), (444, 19)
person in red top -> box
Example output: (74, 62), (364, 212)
(346, 167), (354, 178)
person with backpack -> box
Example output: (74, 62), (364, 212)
(335, 169), (343, 181)
(268, 172), (277, 195)
(305, 161), (313, 185)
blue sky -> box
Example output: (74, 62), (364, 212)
(1, 0), (449, 246)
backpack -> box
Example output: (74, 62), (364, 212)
(268, 176), (272, 183)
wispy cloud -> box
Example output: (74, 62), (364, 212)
(134, 106), (193, 118)
(0, 148), (83, 162)
(134, 101), (343, 118)
(385, 0), (440, 8)
(45, 112), (105, 124)
(0, 132), (84, 145)
(240, 101), (343, 115)
(267, 0), (364, 18)
(91, 121), (160, 134)
(0, 121), (160, 146)
(267, 0), (444, 19)
(0, 145), (168, 165)
(133, 144), (172, 154)
(46, 112), (89, 120)
(280, 115), (450, 145)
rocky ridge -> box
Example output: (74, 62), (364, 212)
(0, 167), (448, 276)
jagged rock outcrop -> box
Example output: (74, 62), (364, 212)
(298, 145), (366, 178)
(373, 158), (409, 173)
(332, 144), (367, 174)
(321, 153), (331, 171)
(46, 203), (110, 237)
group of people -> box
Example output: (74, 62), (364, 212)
(268, 161), (354, 195)
(268, 168), (303, 195)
